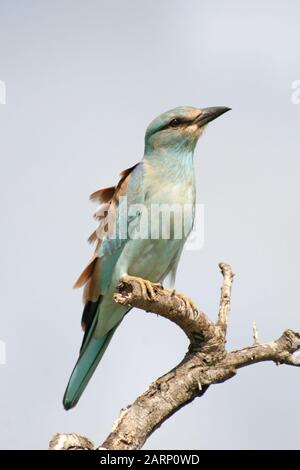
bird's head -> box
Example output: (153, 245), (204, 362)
(145, 106), (230, 155)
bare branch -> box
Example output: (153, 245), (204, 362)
(227, 329), (300, 369)
(50, 264), (300, 451)
(114, 275), (222, 351)
(49, 433), (94, 450)
(252, 320), (260, 344)
(217, 262), (234, 333)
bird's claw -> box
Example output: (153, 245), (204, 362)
(134, 277), (160, 301)
(175, 292), (197, 312)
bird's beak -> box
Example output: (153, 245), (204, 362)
(195, 106), (231, 127)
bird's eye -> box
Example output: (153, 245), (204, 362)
(170, 118), (180, 128)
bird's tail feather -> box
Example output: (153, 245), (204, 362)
(63, 326), (117, 410)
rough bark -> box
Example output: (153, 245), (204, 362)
(50, 263), (300, 450)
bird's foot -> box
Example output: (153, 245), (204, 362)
(172, 291), (198, 312)
(132, 277), (161, 301)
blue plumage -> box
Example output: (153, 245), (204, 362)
(63, 106), (230, 409)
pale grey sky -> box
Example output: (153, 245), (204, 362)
(0, 0), (299, 449)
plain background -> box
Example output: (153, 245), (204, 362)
(0, 0), (299, 450)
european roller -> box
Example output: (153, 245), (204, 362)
(63, 105), (230, 410)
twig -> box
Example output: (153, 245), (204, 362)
(252, 320), (260, 344)
(217, 262), (234, 333)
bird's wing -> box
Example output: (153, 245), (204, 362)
(163, 244), (185, 288)
(73, 162), (142, 330)
(87, 164), (139, 246)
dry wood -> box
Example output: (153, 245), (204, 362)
(50, 263), (300, 450)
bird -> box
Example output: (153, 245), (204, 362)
(63, 105), (230, 410)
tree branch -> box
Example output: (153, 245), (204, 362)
(50, 263), (300, 450)
(113, 275), (221, 351)
(217, 262), (234, 333)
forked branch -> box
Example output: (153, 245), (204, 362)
(50, 263), (300, 450)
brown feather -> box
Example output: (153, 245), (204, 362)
(119, 164), (138, 180)
(87, 163), (138, 245)
(83, 257), (102, 302)
(89, 186), (115, 203)
(93, 203), (110, 220)
(87, 231), (98, 244)
(73, 255), (98, 289)
(74, 163), (139, 300)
